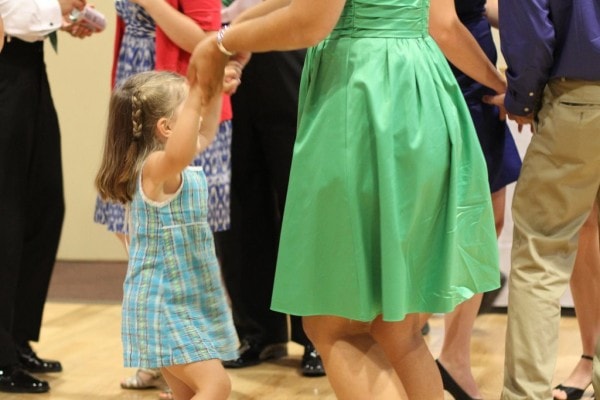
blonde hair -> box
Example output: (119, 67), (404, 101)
(95, 71), (187, 203)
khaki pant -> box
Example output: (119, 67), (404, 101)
(502, 79), (600, 400)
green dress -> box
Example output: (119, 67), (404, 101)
(271, 0), (500, 322)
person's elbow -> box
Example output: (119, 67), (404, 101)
(295, 30), (328, 48)
(429, 18), (463, 53)
(429, 23), (454, 49)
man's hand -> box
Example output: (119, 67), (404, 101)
(58, 0), (86, 16)
(61, 19), (94, 38)
(507, 112), (534, 133)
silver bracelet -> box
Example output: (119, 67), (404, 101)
(216, 25), (235, 56)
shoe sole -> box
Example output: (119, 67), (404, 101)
(22, 367), (62, 374)
(222, 343), (288, 369)
(258, 344), (288, 361)
(0, 386), (49, 393)
(302, 369), (326, 377)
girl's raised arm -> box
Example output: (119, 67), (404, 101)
(143, 85), (203, 191)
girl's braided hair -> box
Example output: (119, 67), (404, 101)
(95, 71), (187, 203)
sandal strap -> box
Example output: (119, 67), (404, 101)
(554, 384), (586, 399)
(138, 368), (161, 378)
(581, 354), (594, 361)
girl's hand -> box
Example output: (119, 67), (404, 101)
(222, 60), (243, 95)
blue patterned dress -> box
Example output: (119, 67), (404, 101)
(122, 167), (238, 367)
(94, 0), (232, 233)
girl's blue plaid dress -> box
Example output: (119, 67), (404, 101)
(122, 166), (238, 367)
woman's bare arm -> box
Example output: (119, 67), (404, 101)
(485, 0), (499, 29)
(429, 0), (505, 94)
(221, 0), (345, 53)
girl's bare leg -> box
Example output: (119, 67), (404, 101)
(161, 359), (230, 400)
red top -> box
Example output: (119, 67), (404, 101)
(112, 0), (232, 122)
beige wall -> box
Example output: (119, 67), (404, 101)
(47, 5), (127, 261)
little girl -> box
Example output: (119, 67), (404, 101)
(96, 70), (238, 400)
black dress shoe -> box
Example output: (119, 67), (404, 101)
(222, 339), (288, 368)
(0, 365), (49, 393)
(301, 345), (325, 377)
(18, 344), (62, 373)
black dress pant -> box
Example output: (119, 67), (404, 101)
(0, 38), (65, 365)
(219, 50), (310, 346)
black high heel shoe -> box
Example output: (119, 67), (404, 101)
(552, 354), (593, 400)
(436, 359), (482, 400)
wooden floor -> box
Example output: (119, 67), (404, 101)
(0, 303), (593, 400)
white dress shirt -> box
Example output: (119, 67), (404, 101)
(0, 0), (62, 42)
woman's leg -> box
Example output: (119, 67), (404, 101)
(303, 316), (406, 399)
(553, 205), (600, 399)
(161, 359), (230, 400)
(438, 293), (483, 398)
(370, 314), (444, 399)
(433, 188), (507, 398)
(491, 187), (507, 235)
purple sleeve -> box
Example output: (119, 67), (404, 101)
(499, 0), (554, 116)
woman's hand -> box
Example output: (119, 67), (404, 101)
(187, 32), (229, 105)
(482, 93), (507, 121)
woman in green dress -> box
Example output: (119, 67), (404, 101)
(189, 0), (506, 398)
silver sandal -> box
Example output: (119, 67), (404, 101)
(120, 368), (166, 390)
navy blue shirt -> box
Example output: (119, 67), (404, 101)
(455, 0), (486, 23)
(499, 0), (600, 116)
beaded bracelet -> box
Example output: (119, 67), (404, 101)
(216, 25), (234, 56)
